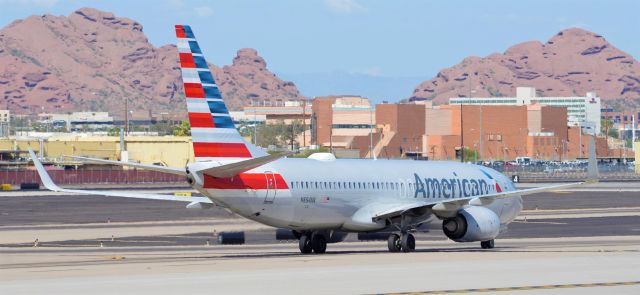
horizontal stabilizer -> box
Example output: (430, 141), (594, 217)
(65, 155), (187, 176)
(199, 151), (292, 178)
(29, 150), (211, 203)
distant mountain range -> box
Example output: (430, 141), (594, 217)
(411, 28), (640, 108)
(0, 8), (303, 118)
(1, 8), (638, 118)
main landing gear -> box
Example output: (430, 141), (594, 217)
(480, 239), (495, 249)
(298, 232), (327, 254)
(387, 232), (415, 253)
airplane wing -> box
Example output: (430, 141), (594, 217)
(373, 181), (585, 221)
(29, 150), (212, 204)
(68, 152), (292, 179)
(65, 155), (186, 176)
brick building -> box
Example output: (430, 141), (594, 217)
(311, 96), (374, 149)
(308, 98), (628, 160)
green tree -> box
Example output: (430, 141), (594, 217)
(255, 120), (305, 149)
(107, 126), (121, 136)
(173, 120), (191, 136)
(463, 147), (478, 162)
(601, 118), (614, 141)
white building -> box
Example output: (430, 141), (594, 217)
(38, 112), (114, 131)
(0, 110), (9, 137)
(450, 87), (601, 135)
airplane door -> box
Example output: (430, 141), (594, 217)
(264, 171), (277, 203)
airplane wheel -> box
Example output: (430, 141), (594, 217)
(480, 240), (495, 249)
(401, 233), (416, 253)
(387, 234), (401, 252)
(299, 235), (312, 254)
(311, 234), (327, 254)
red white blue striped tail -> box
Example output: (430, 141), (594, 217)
(175, 25), (266, 162)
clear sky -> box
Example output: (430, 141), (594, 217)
(1, 0), (638, 101)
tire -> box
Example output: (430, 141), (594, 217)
(401, 233), (416, 253)
(387, 234), (401, 252)
(298, 235), (312, 254)
(311, 235), (327, 254)
(481, 240), (495, 249)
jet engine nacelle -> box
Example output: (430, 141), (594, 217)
(442, 206), (500, 242)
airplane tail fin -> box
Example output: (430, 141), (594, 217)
(175, 25), (266, 162)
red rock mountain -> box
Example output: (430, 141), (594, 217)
(0, 8), (303, 118)
(411, 28), (640, 105)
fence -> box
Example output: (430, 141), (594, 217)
(0, 169), (185, 185)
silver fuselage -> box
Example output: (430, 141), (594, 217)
(191, 158), (523, 231)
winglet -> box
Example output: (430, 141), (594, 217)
(28, 149), (62, 192)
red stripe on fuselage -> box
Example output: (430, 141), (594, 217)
(204, 173), (289, 189)
(188, 113), (214, 128)
(193, 142), (252, 158)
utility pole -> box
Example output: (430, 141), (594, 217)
(329, 124), (333, 154)
(124, 97), (129, 135)
(369, 103), (373, 159)
(460, 104), (464, 163)
(290, 122), (295, 151)
(302, 99), (307, 149)
(479, 105), (483, 161)
(632, 114), (636, 146)
(578, 123), (582, 158)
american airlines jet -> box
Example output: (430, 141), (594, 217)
(29, 25), (588, 254)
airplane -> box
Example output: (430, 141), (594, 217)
(28, 25), (591, 254)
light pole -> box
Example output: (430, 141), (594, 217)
(479, 104), (483, 161)
(460, 104), (464, 163)
(369, 104), (374, 159)
(253, 99), (257, 145)
(328, 124), (333, 154)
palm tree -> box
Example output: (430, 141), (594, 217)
(173, 120), (191, 136)
(601, 118), (613, 142)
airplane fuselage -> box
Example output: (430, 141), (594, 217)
(191, 157), (523, 232)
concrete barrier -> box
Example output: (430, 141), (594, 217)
(19, 183), (40, 190)
(275, 229), (297, 240)
(217, 231), (245, 245)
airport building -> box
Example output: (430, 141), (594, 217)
(37, 112), (114, 131)
(600, 106), (640, 140)
(243, 100), (311, 125)
(0, 135), (194, 168)
(340, 102), (623, 161)
(450, 87), (602, 135)
(311, 96), (375, 149)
